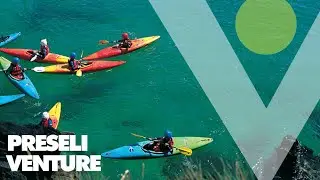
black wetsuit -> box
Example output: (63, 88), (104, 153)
(116, 39), (132, 49)
(144, 137), (174, 154)
(68, 58), (78, 71)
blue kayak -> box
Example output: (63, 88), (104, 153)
(0, 94), (25, 105)
(0, 57), (40, 99)
(101, 137), (213, 159)
(0, 32), (21, 47)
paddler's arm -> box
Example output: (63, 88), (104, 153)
(148, 137), (162, 142)
(110, 40), (122, 43)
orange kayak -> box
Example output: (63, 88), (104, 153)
(32, 60), (126, 74)
(0, 48), (70, 64)
(83, 36), (160, 60)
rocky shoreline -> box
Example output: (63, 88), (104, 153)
(1, 122), (320, 180)
(0, 122), (78, 180)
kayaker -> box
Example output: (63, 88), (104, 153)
(68, 52), (80, 71)
(30, 39), (50, 62)
(0, 35), (9, 42)
(146, 130), (174, 153)
(112, 33), (132, 49)
(7, 57), (25, 80)
(39, 112), (53, 129)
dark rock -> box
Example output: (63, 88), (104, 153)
(265, 135), (320, 179)
(0, 122), (77, 180)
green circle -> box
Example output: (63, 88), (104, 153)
(236, 0), (297, 55)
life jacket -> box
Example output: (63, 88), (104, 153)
(40, 45), (50, 57)
(68, 59), (78, 70)
(119, 39), (132, 48)
(10, 64), (23, 77)
(153, 137), (174, 152)
(41, 118), (53, 128)
(153, 144), (161, 152)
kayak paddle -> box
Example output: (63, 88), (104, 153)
(76, 69), (82, 77)
(98, 40), (109, 45)
(98, 40), (122, 45)
(75, 50), (84, 77)
(131, 133), (148, 139)
(130, 133), (192, 156)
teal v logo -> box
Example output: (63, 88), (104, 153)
(149, 0), (320, 179)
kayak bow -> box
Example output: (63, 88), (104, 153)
(0, 94), (25, 106)
(0, 48), (70, 64)
(0, 57), (40, 99)
(32, 60), (126, 74)
(0, 32), (21, 47)
(101, 137), (213, 159)
(83, 36), (160, 60)
(49, 102), (61, 129)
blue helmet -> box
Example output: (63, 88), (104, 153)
(70, 52), (76, 59)
(12, 57), (20, 64)
(164, 130), (173, 138)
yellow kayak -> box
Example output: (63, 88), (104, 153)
(49, 102), (61, 129)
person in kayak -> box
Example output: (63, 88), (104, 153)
(111, 33), (132, 49)
(30, 39), (50, 62)
(68, 52), (80, 71)
(7, 57), (25, 80)
(0, 35), (9, 42)
(145, 130), (174, 154)
(39, 112), (53, 129)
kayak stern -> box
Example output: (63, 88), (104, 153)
(0, 94), (25, 106)
(0, 48), (32, 60)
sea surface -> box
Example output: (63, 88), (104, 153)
(0, 0), (319, 179)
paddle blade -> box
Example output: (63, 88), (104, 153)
(81, 50), (84, 59)
(176, 147), (192, 156)
(32, 67), (45, 73)
(99, 40), (109, 45)
(76, 70), (82, 77)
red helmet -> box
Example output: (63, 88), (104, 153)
(122, 33), (129, 40)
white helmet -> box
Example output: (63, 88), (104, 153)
(40, 39), (48, 46)
(42, 112), (49, 119)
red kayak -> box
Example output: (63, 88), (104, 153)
(0, 48), (70, 64)
(83, 36), (160, 60)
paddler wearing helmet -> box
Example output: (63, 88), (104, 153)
(7, 57), (26, 80)
(39, 112), (53, 128)
(68, 52), (80, 71)
(0, 35), (9, 42)
(144, 130), (174, 154)
(111, 32), (132, 50)
(30, 39), (50, 62)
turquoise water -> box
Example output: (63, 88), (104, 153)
(0, 0), (319, 179)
